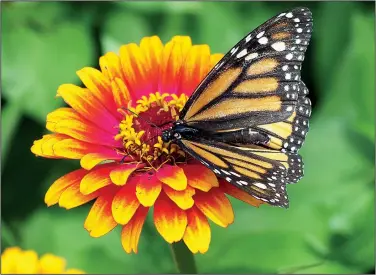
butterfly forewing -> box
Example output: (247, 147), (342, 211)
(179, 7), (313, 132)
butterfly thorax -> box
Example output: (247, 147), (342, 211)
(161, 122), (200, 142)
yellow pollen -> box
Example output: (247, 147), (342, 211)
(116, 92), (188, 168)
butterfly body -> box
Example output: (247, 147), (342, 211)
(162, 123), (270, 145)
(163, 7), (313, 208)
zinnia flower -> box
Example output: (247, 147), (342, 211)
(31, 35), (264, 254)
(1, 247), (85, 274)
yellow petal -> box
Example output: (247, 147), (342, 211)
(153, 193), (187, 243)
(84, 189), (118, 237)
(121, 206), (149, 254)
(156, 165), (187, 191)
(194, 188), (234, 227)
(163, 184), (195, 210)
(183, 206), (211, 254)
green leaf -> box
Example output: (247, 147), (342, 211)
(327, 192), (374, 270)
(1, 102), (23, 169)
(101, 11), (151, 54)
(2, 2), (93, 123)
(115, 2), (203, 15)
(319, 8), (375, 128)
(313, 2), (356, 96)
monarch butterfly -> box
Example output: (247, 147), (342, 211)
(162, 7), (313, 208)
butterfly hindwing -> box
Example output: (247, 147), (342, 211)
(179, 7), (313, 132)
(177, 138), (305, 207)
(254, 81), (312, 153)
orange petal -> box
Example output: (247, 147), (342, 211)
(163, 184), (195, 210)
(121, 206), (149, 254)
(46, 107), (120, 147)
(153, 193), (187, 243)
(80, 150), (123, 170)
(219, 179), (264, 207)
(210, 53), (224, 68)
(59, 181), (99, 209)
(57, 84), (118, 132)
(99, 52), (124, 82)
(45, 168), (88, 206)
(135, 174), (162, 207)
(112, 178), (140, 225)
(159, 36), (192, 94)
(140, 36), (164, 94)
(31, 134), (67, 158)
(76, 67), (118, 118)
(53, 138), (106, 159)
(183, 164), (218, 192)
(119, 43), (150, 97)
(84, 188), (118, 237)
(183, 206), (211, 254)
(38, 254), (66, 273)
(111, 77), (131, 108)
(178, 45), (211, 96)
(80, 164), (116, 195)
(194, 188), (234, 227)
(109, 163), (140, 186)
(156, 165), (187, 191)
(171, 36), (192, 58)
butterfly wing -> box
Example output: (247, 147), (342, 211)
(177, 138), (304, 208)
(254, 81), (312, 153)
(179, 7), (313, 132)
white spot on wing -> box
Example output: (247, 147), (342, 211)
(254, 182), (267, 189)
(256, 31), (265, 38)
(221, 169), (231, 175)
(258, 37), (268, 45)
(245, 52), (258, 61)
(230, 47), (239, 55)
(286, 53), (293, 60)
(236, 49), (248, 58)
(271, 41), (286, 51)
(286, 12), (293, 18)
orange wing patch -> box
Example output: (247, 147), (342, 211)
(271, 32), (291, 40)
(189, 96), (281, 122)
(233, 77), (279, 94)
(247, 58), (279, 76)
(186, 141), (274, 169)
(183, 141), (228, 168)
(184, 68), (242, 120)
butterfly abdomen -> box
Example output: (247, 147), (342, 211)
(210, 128), (270, 145)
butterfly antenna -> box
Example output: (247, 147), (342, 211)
(120, 107), (161, 129)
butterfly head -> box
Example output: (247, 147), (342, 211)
(161, 129), (176, 142)
(161, 121), (199, 142)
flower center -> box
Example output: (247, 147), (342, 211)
(115, 92), (188, 169)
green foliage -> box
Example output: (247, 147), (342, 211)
(2, 1), (374, 274)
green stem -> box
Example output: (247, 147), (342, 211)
(170, 241), (197, 274)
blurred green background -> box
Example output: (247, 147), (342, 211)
(1, 1), (375, 274)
